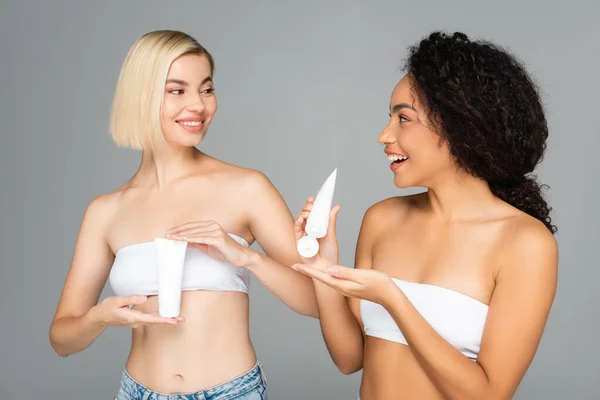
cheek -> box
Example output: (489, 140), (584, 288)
(206, 96), (218, 116)
(406, 133), (447, 168)
(424, 141), (454, 174)
(162, 96), (183, 119)
(160, 101), (180, 138)
(433, 138), (454, 165)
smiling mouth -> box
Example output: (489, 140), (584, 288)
(387, 153), (409, 165)
(177, 120), (203, 127)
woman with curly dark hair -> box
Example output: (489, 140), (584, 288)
(292, 31), (558, 399)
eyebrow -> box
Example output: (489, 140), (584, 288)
(390, 103), (417, 113)
(165, 76), (213, 86)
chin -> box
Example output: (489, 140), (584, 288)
(392, 174), (415, 189)
(174, 132), (207, 148)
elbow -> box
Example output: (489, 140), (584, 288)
(338, 364), (362, 375)
(329, 337), (364, 375)
(465, 393), (502, 400)
(53, 347), (70, 358)
(49, 337), (69, 358)
(310, 303), (320, 318)
(461, 383), (508, 400)
(478, 387), (512, 400)
(305, 307), (319, 319)
(335, 359), (363, 375)
(339, 365), (362, 375)
(49, 323), (70, 358)
(297, 308), (319, 319)
(292, 301), (319, 319)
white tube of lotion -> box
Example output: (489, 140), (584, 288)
(155, 238), (188, 318)
(297, 168), (337, 258)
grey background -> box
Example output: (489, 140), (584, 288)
(1, 0), (598, 398)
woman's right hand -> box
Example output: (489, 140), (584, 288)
(88, 295), (184, 328)
(294, 197), (341, 268)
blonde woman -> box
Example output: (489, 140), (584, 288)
(49, 30), (317, 400)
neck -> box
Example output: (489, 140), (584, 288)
(136, 143), (202, 189)
(426, 168), (497, 222)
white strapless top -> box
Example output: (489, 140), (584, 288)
(109, 233), (251, 296)
(360, 278), (489, 360)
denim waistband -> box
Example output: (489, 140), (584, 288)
(119, 362), (266, 400)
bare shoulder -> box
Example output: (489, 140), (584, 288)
(227, 166), (275, 196)
(503, 213), (557, 259)
(69, 190), (123, 259)
(363, 192), (427, 226)
(236, 167), (274, 191)
(204, 157), (274, 191)
(497, 213), (558, 282)
(83, 190), (121, 222)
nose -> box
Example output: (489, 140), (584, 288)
(378, 122), (396, 145)
(186, 93), (206, 113)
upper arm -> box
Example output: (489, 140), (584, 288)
(348, 204), (381, 327)
(245, 171), (300, 266)
(52, 195), (115, 322)
(476, 224), (558, 398)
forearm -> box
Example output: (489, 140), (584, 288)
(246, 252), (318, 318)
(386, 289), (492, 400)
(49, 308), (106, 357)
(314, 280), (364, 374)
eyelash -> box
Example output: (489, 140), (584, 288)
(168, 88), (215, 95)
(389, 114), (410, 123)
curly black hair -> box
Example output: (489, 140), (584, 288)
(404, 31), (557, 233)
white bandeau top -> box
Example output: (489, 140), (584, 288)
(360, 278), (489, 360)
(109, 233), (251, 296)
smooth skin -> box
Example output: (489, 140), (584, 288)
(49, 53), (317, 393)
(291, 75), (558, 400)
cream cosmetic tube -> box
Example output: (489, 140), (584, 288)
(297, 168), (338, 258)
(155, 238), (188, 318)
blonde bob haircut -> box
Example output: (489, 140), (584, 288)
(110, 30), (214, 150)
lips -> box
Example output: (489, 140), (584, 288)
(178, 120), (202, 127)
(386, 154), (408, 163)
(176, 117), (205, 133)
(384, 150), (409, 171)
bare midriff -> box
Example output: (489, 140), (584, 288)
(125, 290), (256, 394)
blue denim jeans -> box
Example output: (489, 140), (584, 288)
(115, 362), (268, 400)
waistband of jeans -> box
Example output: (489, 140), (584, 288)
(121, 361), (264, 399)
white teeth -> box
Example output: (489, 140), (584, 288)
(387, 154), (408, 161)
(179, 121), (202, 126)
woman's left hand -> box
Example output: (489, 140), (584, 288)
(166, 221), (253, 268)
(292, 264), (399, 306)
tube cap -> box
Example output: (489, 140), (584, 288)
(297, 236), (320, 258)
